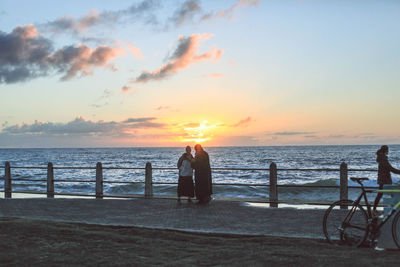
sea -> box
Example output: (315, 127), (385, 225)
(1, 145), (400, 202)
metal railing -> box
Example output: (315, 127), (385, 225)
(0, 161), (378, 206)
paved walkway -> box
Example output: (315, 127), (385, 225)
(0, 198), (326, 239)
(1, 198), (397, 249)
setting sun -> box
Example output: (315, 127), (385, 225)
(183, 120), (216, 143)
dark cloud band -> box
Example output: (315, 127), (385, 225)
(0, 25), (122, 83)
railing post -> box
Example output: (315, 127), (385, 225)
(340, 162), (348, 209)
(4, 162), (11, 198)
(47, 162), (54, 198)
(269, 162), (278, 207)
(145, 162), (153, 197)
(96, 162), (103, 199)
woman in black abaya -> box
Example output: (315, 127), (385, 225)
(190, 144), (212, 204)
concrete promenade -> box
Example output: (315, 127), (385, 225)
(0, 197), (397, 249)
(0, 198), (326, 239)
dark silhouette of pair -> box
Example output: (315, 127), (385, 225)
(177, 144), (212, 204)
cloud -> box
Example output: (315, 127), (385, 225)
(121, 85), (132, 93)
(39, 0), (258, 37)
(166, 0), (259, 28)
(126, 45), (143, 59)
(201, 0), (259, 22)
(183, 122), (201, 128)
(266, 131), (316, 136)
(122, 117), (165, 128)
(156, 106), (170, 111)
(231, 117), (253, 127)
(121, 85), (141, 94)
(155, 106), (180, 112)
(91, 89), (113, 108)
(40, 0), (161, 37)
(1, 117), (165, 137)
(122, 117), (157, 123)
(49, 44), (123, 81)
(168, 0), (202, 27)
(132, 33), (223, 84)
(204, 72), (223, 78)
(0, 24), (123, 83)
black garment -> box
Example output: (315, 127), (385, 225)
(376, 153), (400, 185)
(373, 152), (400, 210)
(373, 184), (384, 211)
(177, 176), (194, 197)
(192, 150), (212, 202)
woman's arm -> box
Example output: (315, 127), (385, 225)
(389, 162), (400, 175)
(177, 155), (184, 168)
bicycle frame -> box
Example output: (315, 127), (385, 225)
(344, 183), (400, 236)
(373, 189), (400, 233)
(348, 186), (374, 217)
(324, 178), (400, 247)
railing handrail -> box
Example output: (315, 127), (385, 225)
(1, 161), (381, 206)
(0, 165), (378, 172)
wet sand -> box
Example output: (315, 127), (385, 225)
(0, 217), (399, 266)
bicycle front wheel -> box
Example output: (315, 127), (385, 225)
(323, 200), (369, 247)
(391, 210), (400, 248)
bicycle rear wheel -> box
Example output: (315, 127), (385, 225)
(323, 200), (369, 247)
(391, 210), (400, 248)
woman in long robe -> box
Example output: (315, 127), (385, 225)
(191, 144), (212, 204)
(177, 146), (195, 202)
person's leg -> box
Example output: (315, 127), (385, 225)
(373, 184), (384, 211)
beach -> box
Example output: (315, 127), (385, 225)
(1, 217), (399, 266)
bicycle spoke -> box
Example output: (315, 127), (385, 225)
(345, 224), (367, 231)
(323, 200), (368, 247)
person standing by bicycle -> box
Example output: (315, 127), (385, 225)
(373, 145), (400, 215)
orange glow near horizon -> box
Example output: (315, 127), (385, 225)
(182, 120), (216, 143)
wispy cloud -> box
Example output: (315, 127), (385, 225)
(168, 0), (202, 27)
(231, 117), (253, 127)
(128, 33), (223, 85)
(90, 89), (113, 108)
(166, 0), (259, 28)
(266, 131), (316, 136)
(39, 0), (259, 39)
(156, 106), (170, 111)
(0, 25), (123, 83)
(121, 85), (132, 93)
(39, 0), (161, 37)
(201, 0), (259, 22)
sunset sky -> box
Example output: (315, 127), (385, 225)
(0, 0), (399, 147)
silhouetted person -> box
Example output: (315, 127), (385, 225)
(373, 145), (400, 214)
(177, 146), (195, 202)
(190, 144), (212, 204)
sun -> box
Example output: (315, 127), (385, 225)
(183, 120), (216, 143)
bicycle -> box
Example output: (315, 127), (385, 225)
(323, 177), (400, 248)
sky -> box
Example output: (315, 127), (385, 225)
(0, 0), (399, 148)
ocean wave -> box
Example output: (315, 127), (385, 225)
(1, 146), (400, 201)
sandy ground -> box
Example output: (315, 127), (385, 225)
(0, 217), (399, 266)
